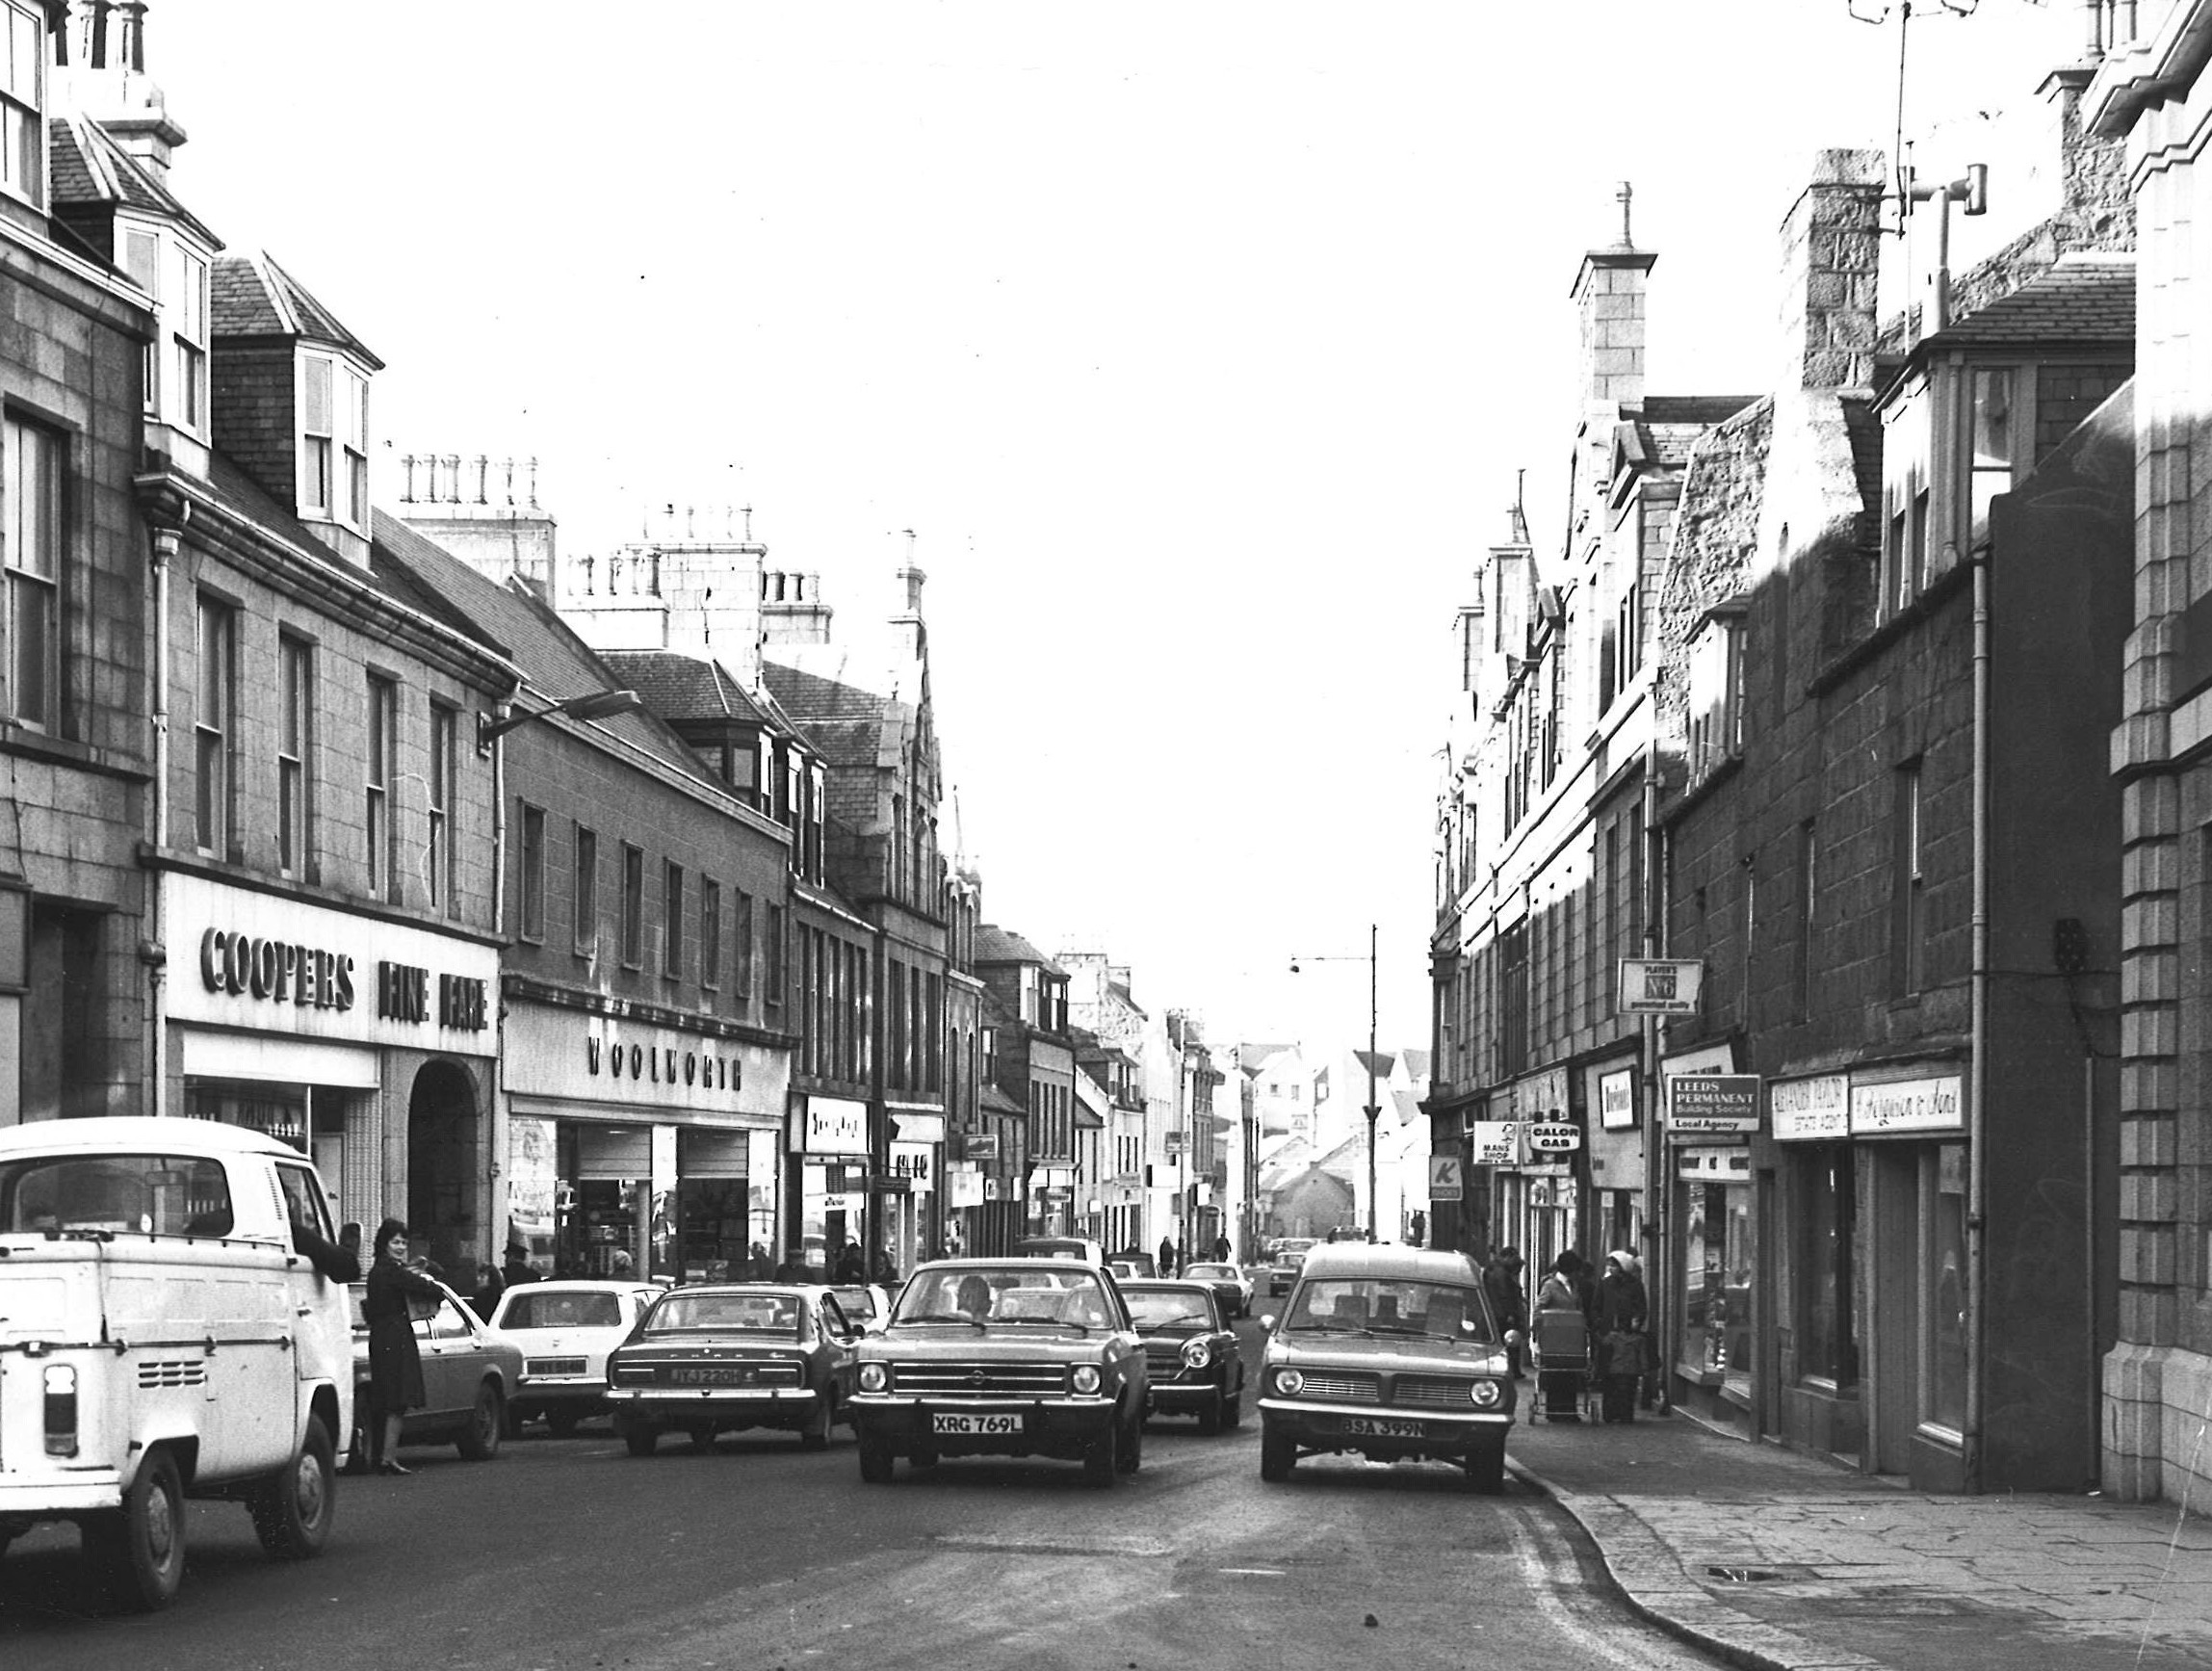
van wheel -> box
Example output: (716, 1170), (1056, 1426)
(89, 1448), (185, 1611)
(248, 1419), (336, 1559)
(457, 1383), (504, 1460)
(1260, 1428), (1296, 1482)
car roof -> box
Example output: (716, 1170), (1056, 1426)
(1294, 1244), (1487, 1284)
(504, 1280), (656, 1296)
(1121, 1279), (1214, 1293)
(0, 1115), (305, 1162)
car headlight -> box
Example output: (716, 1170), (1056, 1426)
(858, 1362), (888, 1394)
(1470, 1378), (1503, 1409)
(1072, 1364), (1103, 1396)
(1181, 1339), (1212, 1370)
(1274, 1368), (1304, 1397)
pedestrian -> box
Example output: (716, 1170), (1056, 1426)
(1594, 1250), (1651, 1423)
(472, 1260), (506, 1320)
(749, 1240), (774, 1280)
(362, 1218), (445, 1475)
(835, 1240), (867, 1283)
(1533, 1250), (1592, 1421)
(1158, 1236), (1176, 1277)
(502, 1238), (540, 1290)
(1213, 1233), (1231, 1264)
(872, 1244), (899, 1285)
(609, 1247), (637, 1279)
(1482, 1246), (1528, 1377)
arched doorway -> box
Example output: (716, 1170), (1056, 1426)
(406, 1059), (483, 1278)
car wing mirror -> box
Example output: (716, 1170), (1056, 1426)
(1258, 1314), (1278, 1332)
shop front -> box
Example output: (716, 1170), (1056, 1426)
(1772, 1071), (1859, 1457)
(1658, 1043), (1753, 1436)
(880, 1110), (943, 1274)
(165, 873), (499, 1268)
(1584, 1059), (1645, 1264)
(503, 1001), (786, 1284)
(789, 1094), (870, 1279)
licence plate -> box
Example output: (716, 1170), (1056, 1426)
(671, 1366), (745, 1386)
(1342, 1416), (1425, 1438)
(933, 1413), (1021, 1436)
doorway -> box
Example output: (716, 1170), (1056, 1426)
(405, 1059), (483, 1278)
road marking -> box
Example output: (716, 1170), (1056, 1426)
(1216, 1567), (1287, 1578)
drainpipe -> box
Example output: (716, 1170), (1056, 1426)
(146, 519), (183, 1120)
(1965, 541), (1991, 1491)
(1642, 743), (1671, 1410)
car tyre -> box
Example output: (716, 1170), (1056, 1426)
(800, 1392), (834, 1451)
(546, 1408), (582, 1439)
(1260, 1426), (1296, 1483)
(247, 1418), (335, 1560)
(858, 1432), (896, 1483)
(1197, 1383), (1225, 1436)
(1083, 1417), (1119, 1487)
(1119, 1406), (1142, 1475)
(1223, 1376), (1245, 1429)
(90, 1447), (185, 1611)
(457, 1382), (505, 1461)
(1464, 1441), (1506, 1494)
(621, 1421), (660, 1458)
(688, 1425), (716, 1451)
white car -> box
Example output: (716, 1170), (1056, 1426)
(487, 1281), (661, 1436)
(830, 1284), (897, 1335)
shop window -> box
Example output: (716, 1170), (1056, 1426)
(277, 635), (313, 877)
(195, 594), (237, 856)
(1930, 1146), (1967, 1434)
(5, 414), (63, 730)
(572, 825), (598, 957)
(1797, 1146), (1858, 1390)
(517, 803), (546, 942)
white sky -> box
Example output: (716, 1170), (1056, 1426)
(156, 0), (2085, 1052)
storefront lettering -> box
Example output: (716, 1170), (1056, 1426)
(584, 1036), (743, 1098)
(199, 927), (354, 1011)
(371, 961), (490, 1031)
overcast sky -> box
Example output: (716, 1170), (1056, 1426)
(156, 0), (2083, 1053)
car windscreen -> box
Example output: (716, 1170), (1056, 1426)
(1124, 1290), (1214, 1331)
(1185, 1264), (1237, 1281)
(830, 1285), (879, 1320)
(646, 1292), (799, 1335)
(0, 1153), (237, 1238)
(896, 1267), (1113, 1327)
(1283, 1278), (1496, 1343)
(502, 1290), (624, 1331)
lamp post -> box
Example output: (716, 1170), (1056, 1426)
(1290, 922), (1380, 1241)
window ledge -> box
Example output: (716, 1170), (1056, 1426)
(0, 724), (148, 782)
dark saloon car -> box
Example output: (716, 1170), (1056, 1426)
(1122, 1280), (1245, 1434)
(604, 1285), (861, 1455)
(848, 1260), (1147, 1486)
(1267, 1238), (1318, 1297)
(1258, 1244), (1517, 1491)
(348, 1276), (524, 1463)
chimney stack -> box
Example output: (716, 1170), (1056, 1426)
(1778, 149), (1885, 393)
(1570, 181), (1657, 410)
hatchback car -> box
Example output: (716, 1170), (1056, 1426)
(1258, 1244), (1516, 1491)
(606, 1285), (861, 1455)
(848, 1260), (1147, 1485)
(348, 1275), (524, 1464)
(1182, 1260), (1254, 1319)
(1123, 1280), (1245, 1433)
(488, 1280), (660, 1436)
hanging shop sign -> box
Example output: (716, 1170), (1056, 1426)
(1598, 1068), (1637, 1132)
(1427, 1154), (1464, 1202)
(1469, 1121), (1522, 1166)
(1618, 958), (1705, 1015)
(1526, 1123), (1582, 1153)
(1667, 1075), (1762, 1135)
(888, 1142), (934, 1190)
(1677, 1145), (1754, 1182)
(1850, 1074), (1965, 1137)
(1772, 1073), (1850, 1142)
(961, 1130), (1002, 1162)
(798, 1097), (870, 1155)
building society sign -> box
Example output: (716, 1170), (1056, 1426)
(1668, 1075), (1761, 1135)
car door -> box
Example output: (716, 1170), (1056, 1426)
(417, 1297), (474, 1425)
(817, 1294), (857, 1400)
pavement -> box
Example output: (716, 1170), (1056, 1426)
(1509, 1404), (2212, 1670)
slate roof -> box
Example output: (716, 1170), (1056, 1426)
(760, 657), (890, 770)
(596, 649), (774, 727)
(47, 116), (221, 247)
(980, 1084), (1027, 1116)
(1933, 255), (2134, 348)
(210, 251), (382, 368)
(369, 511), (730, 796)
(975, 925), (1065, 975)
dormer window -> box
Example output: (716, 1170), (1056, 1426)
(299, 351), (368, 532)
(1686, 606), (1745, 782)
(169, 242), (208, 432)
(0, 2), (43, 211)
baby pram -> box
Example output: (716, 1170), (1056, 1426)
(1529, 1306), (1595, 1423)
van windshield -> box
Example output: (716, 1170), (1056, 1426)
(0, 1153), (236, 1239)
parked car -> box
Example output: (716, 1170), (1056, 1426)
(488, 1280), (660, 1436)
(1182, 1259), (1254, 1319)
(830, 1283), (896, 1336)
(348, 1275), (523, 1464)
(848, 1259), (1147, 1486)
(0, 1118), (353, 1610)
(1258, 1243), (1516, 1491)
(606, 1284), (860, 1455)
(1267, 1238), (1319, 1296)
(1123, 1280), (1245, 1433)
(1111, 1249), (1158, 1278)
(1015, 1235), (1105, 1266)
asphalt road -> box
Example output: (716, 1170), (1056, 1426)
(0, 1318), (1725, 1671)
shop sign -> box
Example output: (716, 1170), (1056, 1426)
(167, 873), (498, 1049)
(1510, 1067), (1569, 1123)
(962, 1130), (1002, 1162)
(1427, 1154), (1464, 1202)
(585, 1036), (744, 1095)
(984, 1176), (1003, 1201)
(1164, 1131), (1184, 1158)
(1469, 1121), (1522, 1165)
(1598, 1068), (1637, 1132)
(504, 1003), (776, 1116)
(1618, 958), (1705, 1015)
(1677, 1145), (1752, 1181)
(870, 1174), (913, 1194)
(1772, 1073), (1849, 1142)
(889, 1142), (933, 1189)
(1668, 1076), (1761, 1135)
(1526, 1123), (1581, 1153)
(1851, 1074), (1964, 1136)
(800, 1098), (869, 1155)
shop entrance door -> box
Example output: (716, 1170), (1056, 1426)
(1864, 1144), (1920, 1476)
(406, 1060), (482, 1277)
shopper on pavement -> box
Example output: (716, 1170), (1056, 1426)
(1483, 1246), (1529, 1376)
(1594, 1250), (1651, 1423)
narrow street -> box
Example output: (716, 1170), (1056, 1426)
(0, 1322), (1722, 1671)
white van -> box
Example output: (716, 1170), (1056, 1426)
(0, 1117), (354, 1609)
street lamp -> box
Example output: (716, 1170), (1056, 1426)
(1289, 921), (1380, 1241)
(479, 688), (644, 751)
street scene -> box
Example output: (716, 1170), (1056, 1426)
(9, 0), (2212, 1665)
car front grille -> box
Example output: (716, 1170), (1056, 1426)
(527, 1356), (588, 1377)
(1295, 1370), (1381, 1402)
(894, 1361), (1068, 1397)
(1393, 1374), (1478, 1409)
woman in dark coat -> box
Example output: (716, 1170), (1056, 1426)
(362, 1218), (445, 1475)
(1593, 1250), (1652, 1423)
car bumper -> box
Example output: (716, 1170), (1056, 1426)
(0, 1473), (123, 1519)
(847, 1393), (1119, 1458)
(513, 1376), (610, 1409)
(606, 1386), (820, 1423)
(1258, 1397), (1512, 1454)
(1148, 1379), (1225, 1414)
